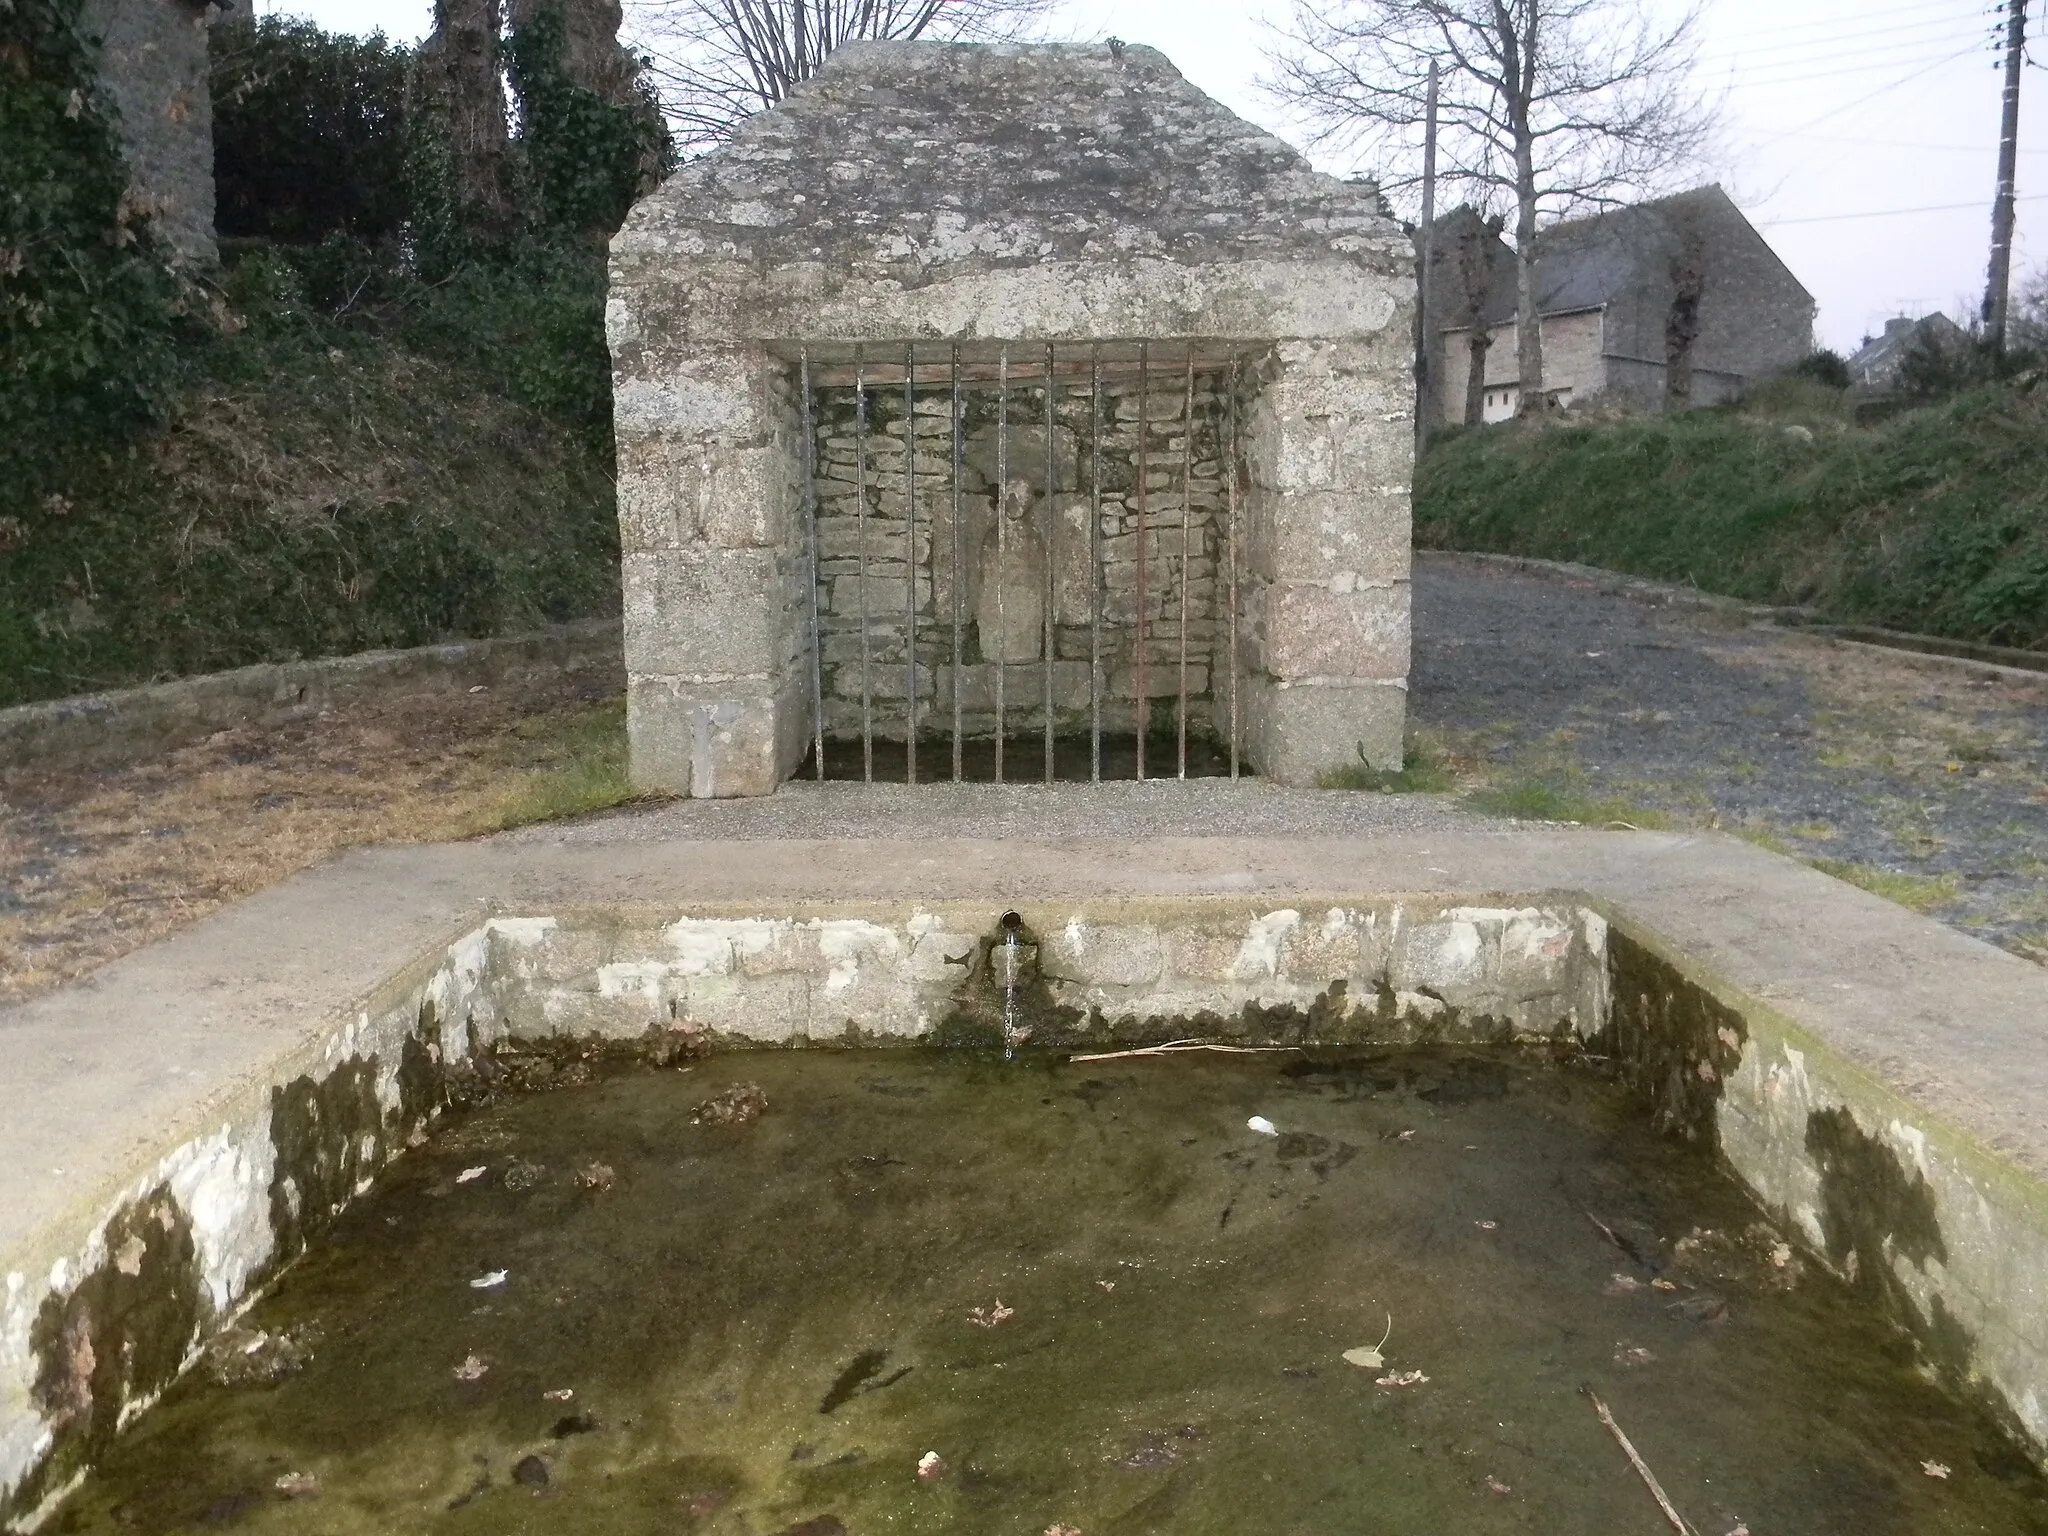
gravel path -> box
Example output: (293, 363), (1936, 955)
(1411, 554), (2048, 960)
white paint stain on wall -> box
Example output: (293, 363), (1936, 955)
(818, 920), (901, 995)
(1232, 910), (1300, 981)
(664, 917), (790, 976)
(161, 1125), (275, 1318)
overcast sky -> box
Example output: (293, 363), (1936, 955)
(258, 0), (2043, 353)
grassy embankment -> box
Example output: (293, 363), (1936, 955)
(1414, 378), (2048, 652)
(0, 310), (621, 710)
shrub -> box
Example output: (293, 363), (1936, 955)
(211, 17), (412, 246)
(1788, 349), (1851, 390)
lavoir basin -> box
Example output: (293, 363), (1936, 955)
(5, 830), (2048, 1533)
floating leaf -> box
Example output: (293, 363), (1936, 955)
(1342, 1312), (1394, 1370)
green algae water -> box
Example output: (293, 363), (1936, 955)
(48, 1048), (2048, 1535)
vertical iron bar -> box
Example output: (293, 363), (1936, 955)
(855, 346), (872, 784)
(800, 349), (825, 781)
(1178, 348), (1194, 780)
(1227, 362), (1242, 781)
(1088, 344), (1103, 784)
(1043, 342), (1056, 784)
(1135, 341), (1149, 781)
(904, 344), (918, 786)
(995, 348), (1008, 784)
(950, 344), (964, 783)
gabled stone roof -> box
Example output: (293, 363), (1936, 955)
(617, 41), (1398, 276)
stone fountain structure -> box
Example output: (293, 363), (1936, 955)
(607, 40), (1416, 794)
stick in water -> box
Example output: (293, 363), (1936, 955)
(1582, 1387), (1700, 1536)
(1066, 1041), (1301, 1064)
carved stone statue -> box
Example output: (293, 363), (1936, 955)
(976, 478), (1047, 662)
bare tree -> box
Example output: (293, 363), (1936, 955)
(1447, 208), (1506, 425)
(1268, 0), (1714, 413)
(636, 0), (1056, 152)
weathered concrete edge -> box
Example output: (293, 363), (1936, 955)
(1584, 897), (2048, 1453)
(0, 911), (498, 1528)
(0, 619), (625, 778)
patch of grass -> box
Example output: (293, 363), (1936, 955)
(484, 697), (640, 831)
(1462, 773), (1672, 829)
(1809, 859), (1961, 913)
(1731, 824), (1797, 858)
(1317, 733), (1460, 793)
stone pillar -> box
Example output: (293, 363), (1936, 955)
(84, 0), (218, 266)
(1242, 337), (1413, 781)
(613, 345), (811, 796)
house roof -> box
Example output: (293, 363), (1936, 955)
(1846, 313), (1965, 385)
(1434, 185), (1812, 331)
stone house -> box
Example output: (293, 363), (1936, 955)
(607, 41), (1417, 796)
(1845, 313), (1968, 392)
(1424, 186), (1814, 424)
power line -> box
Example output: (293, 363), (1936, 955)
(1775, 130), (2048, 152)
(1757, 192), (2048, 225)
(1693, 14), (1989, 72)
(1774, 44), (1984, 134)
(1714, 39), (2004, 90)
(1698, 0), (1985, 44)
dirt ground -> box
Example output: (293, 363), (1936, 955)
(4, 559), (2044, 1006)
(0, 676), (628, 1005)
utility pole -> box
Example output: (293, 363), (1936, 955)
(1983, 0), (2029, 351)
(1415, 59), (1440, 449)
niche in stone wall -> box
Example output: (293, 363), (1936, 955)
(805, 358), (1247, 759)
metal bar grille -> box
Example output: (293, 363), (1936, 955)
(1227, 361), (1242, 781)
(1088, 344), (1103, 784)
(1042, 342), (1057, 785)
(1178, 349), (1194, 780)
(1134, 340), (1149, 781)
(798, 340), (1243, 785)
(853, 346), (873, 783)
(801, 348), (825, 781)
(994, 348), (1008, 784)
(950, 345), (965, 783)
(903, 344), (918, 786)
